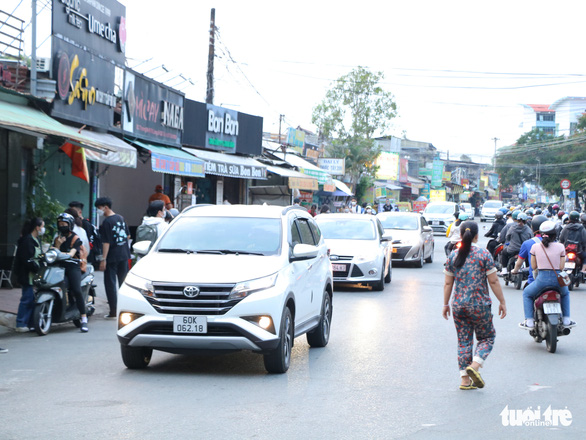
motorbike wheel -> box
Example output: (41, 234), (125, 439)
(568, 279), (574, 291)
(33, 300), (53, 336)
(545, 322), (557, 353)
(504, 276), (509, 286)
(515, 273), (522, 290)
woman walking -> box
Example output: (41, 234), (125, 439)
(443, 221), (507, 390)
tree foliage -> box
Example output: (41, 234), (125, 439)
(312, 66), (397, 197)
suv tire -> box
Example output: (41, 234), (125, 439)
(307, 292), (332, 348)
(121, 345), (153, 369)
(264, 307), (293, 374)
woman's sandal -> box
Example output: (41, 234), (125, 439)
(465, 366), (485, 388)
(459, 382), (477, 390)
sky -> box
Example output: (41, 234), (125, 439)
(4, 0), (586, 163)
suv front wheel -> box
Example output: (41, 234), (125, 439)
(264, 306), (293, 374)
(121, 345), (153, 369)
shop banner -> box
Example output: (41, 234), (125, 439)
(413, 200), (427, 212)
(442, 171), (451, 182)
(489, 173), (499, 189)
(151, 152), (205, 177)
(399, 158), (409, 183)
(430, 189), (446, 202)
(289, 177), (319, 191)
(318, 158), (345, 176)
(397, 202), (411, 212)
(287, 128), (305, 149)
(376, 151), (399, 180)
(421, 183), (430, 199)
(431, 159), (444, 187)
(418, 168), (432, 178)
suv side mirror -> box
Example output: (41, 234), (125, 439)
(133, 241), (151, 256)
(290, 243), (319, 261)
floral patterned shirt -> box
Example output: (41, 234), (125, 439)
(443, 245), (497, 307)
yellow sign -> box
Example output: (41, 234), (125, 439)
(375, 152), (399, 180)
(68, 54), (96, 109)
(397, 202), (411, 212)
(375, 187), (386, 198)
(288, 177), (319, 191)
(442, 171), (451, 182)
(430, 190), (446, 202)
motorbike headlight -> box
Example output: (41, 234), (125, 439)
(45, 249), (58, 264)
(124, 272), (155, 297)
(229, 273), (278, 300)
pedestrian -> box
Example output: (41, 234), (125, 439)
(136, 200), (169, 250)
(14, 217), (44, 332)
(68, 201), (103, 265)
(382, 198), (393, 212)
(349, 198), (361, 214)
(443, 221), (507, 390)
(54, 213), (88, 332)
(319, 205), (331, 214)
(95, 196), (131, 318)
(148, 184), (173, 210)
(309, 204), (318, 217)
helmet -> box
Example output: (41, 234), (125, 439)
(569, 211), (580, 222)
(512, 210), (521, 220)
(557, 210), (565, 219)
(458, 212), (469, 221)
(531, 214), (548, 233)
(525, 208), (534, 216)
(535, 208), (542, 215)
(494, 211), (504, 219)
(545, 210), (552, 218)
(517, 212), (528, 222)
(57, 212), (75, 232)
(505, 210), (513, 217)
(499, 207), (508, 214)
(581, 213), (586, 223)
(552, 204), (560, 210)
(540, 220), (557, 234)
(562, 214), (569, 224)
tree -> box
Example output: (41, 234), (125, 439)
(312, 67), (397, 199)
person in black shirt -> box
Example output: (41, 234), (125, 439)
(95, 197), (131, 318)
(54, 213), (88, 332)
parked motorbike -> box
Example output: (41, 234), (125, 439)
(564, 247), (582, 291)
(31, 249), (96, 336)
(520, 286), (571, 353)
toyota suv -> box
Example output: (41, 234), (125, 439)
(118, 204), (333, 374)
(480, 200), (503, 222)
(422, 202), (459, 234)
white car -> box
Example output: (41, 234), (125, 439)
(377, 212), (434, 267)
(117, 204), (333, 374)
(315, 214), (392, 290)
(422, 202), (459, 234)
(480, 200), (503, 222)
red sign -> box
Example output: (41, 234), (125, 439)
(413, 201), (427, 213)
(560, 179), (571, 189)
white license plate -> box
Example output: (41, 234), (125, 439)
(543, 303), (562, 314)
(332, 263), (347, 272)
(565, 262), (576, 269)
(173, 316), (207, 333)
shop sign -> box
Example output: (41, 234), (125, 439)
(123, 70), (184, 146)
(287, 128), (305, 148)
(413, 201), (427, 212)
(431, 159), (444, 187)
(323, 183), (336, 192)
(299, 167), (329, 185)
(489, 173), (499, 189)
(204, 160), (266, 179)
(376, 151), (399, 180)
(318, 158), (345, 176)
(430, 189), (446, 202)
(151, 153), (204, 177)
(442, 171), (451, 182)
(396, 202), (412, 212)
(206, 104), (238, 153)
(399, 158), (409, 183)
(420, 183), (430, 199)
(305, 148), (319, 159)
(418, 168), (432, 178)
(375, 187), (386, 198)
(289, 177), (318, 191)
(299, 191), (313, 204)
(51, 39), (116, 129)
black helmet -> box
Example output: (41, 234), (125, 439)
(57, 212), (75, 232)
(531, 214), (548, 233)
(535, 208), (542, 215)
(569, 211), (580, 222)
(494, 211), (504, 219)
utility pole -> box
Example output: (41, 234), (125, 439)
(279, 114), (286, 157)
(30, 0), (38, 97)
(205, 8), (215, 104)
(492, 137), (499, 169)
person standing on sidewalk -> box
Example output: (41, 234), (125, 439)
(14, 217), (45, 332)
(442, 221), (507, 390)
(94, 197), (130, 318)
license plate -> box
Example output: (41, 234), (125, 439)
(173, 316), (207, 333)
(332, 263), (347, 272)
(543, 303), (562, 314)
(565, 262), (576, 269)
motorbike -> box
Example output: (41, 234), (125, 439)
(520, 286), (571, 353)
(490, 241), (503, 271)
(564, 246), (582, 291)
(31, 249), (96, 336)
(444, 240), (462, 257)
(500, 252), (525, 289)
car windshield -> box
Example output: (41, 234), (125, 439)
(155, 217), (282, 255)
(484, 201), (502, 209)
(316, 219), (376, 240)
(378, 215), (418, 230)
(425, 204), (453, 214)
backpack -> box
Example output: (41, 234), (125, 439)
(564, 227), (583, 253)
(135, 224), (158, 250)
(71, 235), (88, 273)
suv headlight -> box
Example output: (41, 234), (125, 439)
(124, 272), (155, 297)
(230, 273), (278, 300)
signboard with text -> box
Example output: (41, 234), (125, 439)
(431, 159), (444, 187)
(318, 158), (345, 175)
(376, 151), (399, 180)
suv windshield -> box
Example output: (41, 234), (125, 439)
(484, 201), (502, 209)
(316, 219), (376, 240)
(378, 215), (418, 230)
(425, 204), (454, 214)
(156, 217), (282, 255)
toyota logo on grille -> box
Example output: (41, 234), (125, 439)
(183, 286), (200, 298)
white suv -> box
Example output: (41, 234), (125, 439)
(117, 204), (333, 374)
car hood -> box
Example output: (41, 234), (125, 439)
(324, 238), (381, 257)
(131, 252), (284, 284)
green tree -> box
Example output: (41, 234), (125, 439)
(312, 66), (397, 199)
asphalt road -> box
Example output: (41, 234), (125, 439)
(1, 225), (585, 439)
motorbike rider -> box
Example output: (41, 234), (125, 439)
(519, 221), (575, 329)
(511, 214), (548, 286)
(484, 210), (506, 256)
(445, 211), (469, 255)
(53, 212), (88, 333)
(499, 212), (532, 275)
(559, 211), (586, 274)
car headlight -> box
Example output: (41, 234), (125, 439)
(124, 272), (155, 297)
(229, 273), (278, 300)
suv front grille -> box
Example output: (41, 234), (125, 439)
(146, 282), (240, 315)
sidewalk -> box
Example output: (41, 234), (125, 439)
(0, 271), (107, 330)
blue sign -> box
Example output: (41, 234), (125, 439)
(570, 191), (576, 198)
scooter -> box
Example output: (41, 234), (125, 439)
(520, 286), (571, 353)
(31, 249), (96, 336)
(564, 247), (582, 291)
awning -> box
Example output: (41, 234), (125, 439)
(266, 165), (319, 191)
(333, 179), (353, 196)
(0, 99), (115, 154)
(271, 151), (331, 184)
(78, 130), (137, 168)
(183, 147), (267, 180)
(129, 139), (205, 177)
